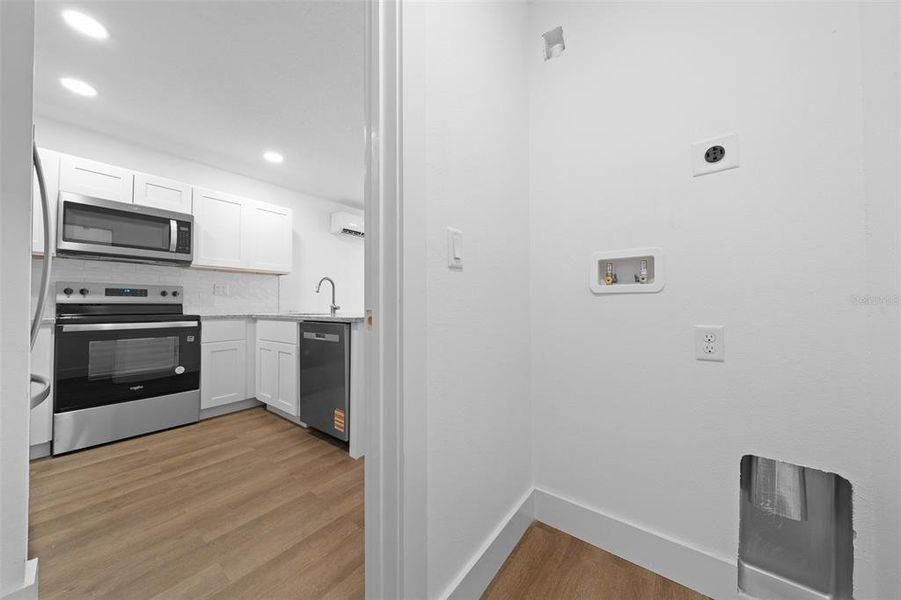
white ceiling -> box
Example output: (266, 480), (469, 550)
(35, 0), (365, 207)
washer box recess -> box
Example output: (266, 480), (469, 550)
(589, 248), (664, 294)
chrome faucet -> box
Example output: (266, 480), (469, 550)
(315, 277), (340, 316)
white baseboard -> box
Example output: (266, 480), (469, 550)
(532, 487), (739, 600)
(444, 487), (740, 600)
(29, 442), (50, 461)
(199, 398), (262, 420)
(443, 488), (535, 600)
(2, 559), (38, 600)
(738, 560), (832, 600)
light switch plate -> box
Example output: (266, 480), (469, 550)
(695, 325), (724, 361)
(447, 227), (463, 269)
(692, 132), (739, 177)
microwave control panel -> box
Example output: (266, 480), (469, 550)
(176, 223), (192, 254)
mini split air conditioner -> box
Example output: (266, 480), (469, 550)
(330, 212), (364, 238)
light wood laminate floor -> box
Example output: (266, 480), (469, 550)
(29, 407), (363, 600)
(482, 522), (709, 600)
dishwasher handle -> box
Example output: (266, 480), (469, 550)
(303, 332), (340, 343)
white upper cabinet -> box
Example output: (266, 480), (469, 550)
(32, 148), (61, 255)
(193, 189), (293, 274)
(133, 172), (192, 213)
(36, 149), (294, 274)
(246, 200), (293, 274)
(58, 155), (133, 203)
(192, 187), (248, 269)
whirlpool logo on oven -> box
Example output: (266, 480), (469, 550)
(129, 385), (144, 392)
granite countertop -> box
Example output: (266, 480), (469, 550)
(199, 312), (365, 324)
(41, 313), (365, 325)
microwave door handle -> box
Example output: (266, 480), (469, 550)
(61, 321), (199, 332)
(169, 219), (177, 252)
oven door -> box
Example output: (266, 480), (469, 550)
(54, 317), (201, 413)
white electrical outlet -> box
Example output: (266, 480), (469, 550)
(691, 132), (739, 177)
(213, 284), (229, 297)
(695, 325), (724, 362)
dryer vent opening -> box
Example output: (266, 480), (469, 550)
(738, 455), (853, 600)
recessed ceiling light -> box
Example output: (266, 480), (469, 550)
(263, 151), (284, 164)
(60, 77), (97, 97)
(62, 10), (108, 40)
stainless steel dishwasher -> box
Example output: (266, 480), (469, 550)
(299, 321), (350, 442)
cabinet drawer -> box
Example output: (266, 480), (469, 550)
(202, 319), (247, 344)
(256, 320), (298, 345)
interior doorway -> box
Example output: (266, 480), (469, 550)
(6, 2), (393, 598)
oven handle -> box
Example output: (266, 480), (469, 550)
(60, 321), (199, 332)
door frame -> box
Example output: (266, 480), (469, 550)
(364, 0), (426, 597)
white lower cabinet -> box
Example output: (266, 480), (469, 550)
(200, 319), (252, 411)
(255, 320), (299, 416)
(201, 340), (247, 409)
(255, 341), (298, 416)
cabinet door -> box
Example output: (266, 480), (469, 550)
(192, 187), (247, 269)
(255, 340), (298, 416)
(32, 148), (60, 255)
(275, 342), (298, 416)
(30, 325), (53, 447)
(255, 340), (277, 406)
(134, 172), (192, 213)
(247, 200), (293, 273)
(59, 154), (133, 202)
(201, 340), (247, 409)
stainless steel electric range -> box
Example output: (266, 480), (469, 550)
(52, 282), (201, 455)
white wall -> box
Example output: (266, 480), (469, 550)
(528, 3), (899, 598)
(0, 1), (37, 597)
(33, 117), (365, 316)
(402, 2), (533, 597)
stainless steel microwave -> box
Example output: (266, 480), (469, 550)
(57, 192), (193, 264)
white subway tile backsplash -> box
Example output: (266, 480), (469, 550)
(33, 257), (278, 315)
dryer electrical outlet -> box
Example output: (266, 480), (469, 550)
(695, 325), (725, 361)
(692, 133), (739, 176)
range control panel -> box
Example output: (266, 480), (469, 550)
(56, 282), (184, 304)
